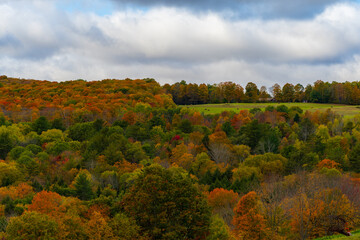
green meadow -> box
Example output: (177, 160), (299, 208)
(315, 230), (360, 240)
(181, 102), (360, 118)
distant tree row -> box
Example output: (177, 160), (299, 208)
(163, 81), (269, 104)
(164, 80), (360, 105)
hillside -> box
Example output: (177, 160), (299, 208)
(0, 77), (175, 124)
(0, 78), (359, 239)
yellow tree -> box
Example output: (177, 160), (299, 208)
(170, 143), (194, 170)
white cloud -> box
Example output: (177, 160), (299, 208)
(1, 1), (360, 87)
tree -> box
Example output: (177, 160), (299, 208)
(257, 127), (281, 154)
(68, 122), (96, 141)
(40, 129), (65, 144)
(232, 145), (251, 164)
(86, 211), (115, 240)
(233, 191), (269, 239)
(317, 159), (340, 170)
(208, 188), (239, 226)
(298, 117), (315, 141)
(178, 119), (193, 133)
(51, 118), (66, 131)
(219, 82), (238, 103)
(190, 152), (218, 178)
(109, 213), (141, 240)
(245, 82), (259, 103)
(198, 84), (209, 104)
(28, 191), (62, 216)
(348, 143), (360, 173)
(243, 153), (287, 177)
(208, 131), (233, 166)
(170, 143), (194, 170)
(0, 162), (22, 187)
(32, 116), (51, 135)
(122, 164), (211, 239)
(236, 120), (265, 151)
(294, 84), (304, 102)
(271, 83), (282, 102)
(0, 127), (17, 159)
(74, 172), (94, 200)
(289, 188), (355, 239)
(282, 83), (295, 102)
(186, 83), (200, 104)
(6, 211), (59, 240)
(304, 84), (313, 102)
(231, 110), (251, 130)
(259, 86), (270, 100)
(222, 121), (235, 137)
(207, 215), (231, 240)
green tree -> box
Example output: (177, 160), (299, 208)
(236, 120), (265, 151)
(207, 215), (231, 240)
(6, 211), (58, 240)
(109, 213), (141, 240)
(179, 119), (193, 133)
(0, 127), (16, 159)
(122, 164), (211, 240)
(245, 82), (259, 103)
(74, 172), (94, 200)
(0, 162), (23, 187)
(8, 146), (25, 160)
(244, 153), (288, 176)
(349, 143), (360, 173)
(222, 121), (235, 137)
(68, 122), (96, 141)
(282, 83), (295, 102)
(50, 118), (66, 131)
(32, 116), (51, 135)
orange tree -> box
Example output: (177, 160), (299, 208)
(121, 164), (211, 240)
(233, 191), (269, 240)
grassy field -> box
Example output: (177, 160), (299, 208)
(315, 230), (360, 239)
(181, 103), (360, 118)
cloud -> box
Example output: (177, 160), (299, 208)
(110, 0), (343, 19)
(84, 4), (360, 64)
(1, 1), (360, 87)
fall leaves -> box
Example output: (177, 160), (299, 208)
(0, 78), (176, 126)
(1, 77), (360, 239)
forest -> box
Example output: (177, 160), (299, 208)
(0, 75), (360, 239)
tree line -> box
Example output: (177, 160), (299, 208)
(164, 80), (360, 105)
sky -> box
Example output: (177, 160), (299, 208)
(1, 0), (360, 87)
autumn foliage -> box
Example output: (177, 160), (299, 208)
(0, 77), (360, 239)
(233, 191), (269, 240)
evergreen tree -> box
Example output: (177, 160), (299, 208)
(349, 143), (360, 173)
(0, 130), (15, 160)
(74, 173), (94, 201)
(32, 116), (50, 134)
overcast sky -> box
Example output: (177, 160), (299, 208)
(1, 0), (360, 87)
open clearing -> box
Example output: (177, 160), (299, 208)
(181, 103), (360, 118)
(315, 230), (360, 239)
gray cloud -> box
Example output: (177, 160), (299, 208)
(1, 1), (360, 87)
(111, 0), (342, 19)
